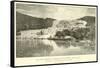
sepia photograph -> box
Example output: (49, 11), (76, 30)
(12, 1), (98, 66)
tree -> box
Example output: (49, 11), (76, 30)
(71, 28), (90, 40)
(55, 31), (65, 38)
(62, 29), (71, 36)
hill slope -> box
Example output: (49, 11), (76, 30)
(78, 16), (95, 26)
(16, 12), (55, 32)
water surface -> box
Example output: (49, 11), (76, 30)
(16, 38), (96, 58)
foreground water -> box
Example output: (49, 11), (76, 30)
(16, 39), (96, 58)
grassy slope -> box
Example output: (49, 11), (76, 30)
(16, 12), (54, 32)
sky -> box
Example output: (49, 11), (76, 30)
(16, 2), (96, 20)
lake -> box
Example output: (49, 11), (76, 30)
(16, 38), (96, 58)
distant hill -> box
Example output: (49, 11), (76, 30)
(78, 16), (95, 26)
(16, 12), (55, 32)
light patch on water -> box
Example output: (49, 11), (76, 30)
(42, 40), (81, 56)
(50, 44), (81, 56)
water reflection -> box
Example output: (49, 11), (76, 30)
(16, 39), (96, 57)
(16, 39), (53, 57)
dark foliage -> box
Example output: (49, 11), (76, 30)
(55, 28), (91, 40)
(78, 16), (95, 26)
(71, 28), (90, 40)
(55, 31), (65, 38)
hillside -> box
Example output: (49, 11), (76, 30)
(16, 12), (55, 32)
(78, 16), (95, 26)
